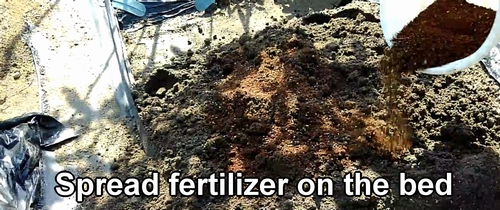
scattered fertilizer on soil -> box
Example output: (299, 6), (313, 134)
(125, 2), (500, 209)
(385, 0), (495, 73)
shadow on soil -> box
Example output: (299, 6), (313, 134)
(84, 3), (500, 210)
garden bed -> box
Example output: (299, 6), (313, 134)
(123, 2), (500, 209)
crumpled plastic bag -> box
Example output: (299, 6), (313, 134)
(117, 0), (197, 32)
(0, 113), (78, 210)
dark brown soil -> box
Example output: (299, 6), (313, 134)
(387, 0), (495, 73)
(125, 2), (500, 209)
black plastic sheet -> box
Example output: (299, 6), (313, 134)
(0, 113), (78, 210)
(117, 0), (197, 32)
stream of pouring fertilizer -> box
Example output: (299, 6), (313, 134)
(378, 55), (413, 155)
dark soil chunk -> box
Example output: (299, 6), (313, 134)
(387, 0), (495, 73)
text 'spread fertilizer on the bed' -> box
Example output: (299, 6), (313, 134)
(53, 170), (453, 202)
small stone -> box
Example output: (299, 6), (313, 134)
(204, 38), (211, 46)
(487, 117), (495, 128)
(12, 72), (21, 80)
(187, 49), (194, 57)
(110, 162), (120, 171)
(186, 128), (195, 135)
(302, 182), (311, 192)
(156, 87), (167, 97)
(356, 13), (366, 22)
(0, 96), (5, 105)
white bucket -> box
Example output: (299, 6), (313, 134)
(379, 0), (500, 75)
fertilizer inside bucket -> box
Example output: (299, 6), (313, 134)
(384, 0), (495, 73)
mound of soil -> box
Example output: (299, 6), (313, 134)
(133, 2), (500, 209)
(205, 24), (409, 177)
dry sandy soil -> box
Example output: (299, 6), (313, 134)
(0, 0), (48, 119)
(81, 1), (500, 210)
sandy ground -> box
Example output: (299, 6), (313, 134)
(3, 0), (500, 209)
(0, 0), (46, 119)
